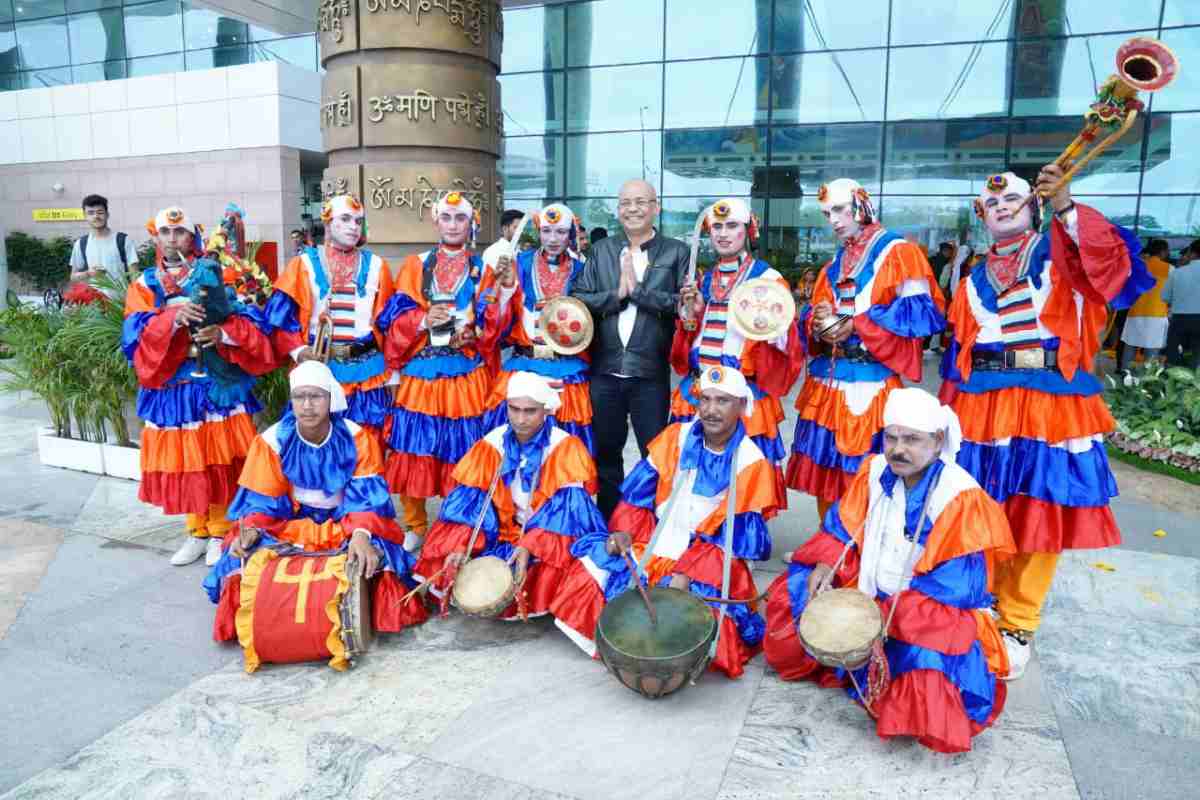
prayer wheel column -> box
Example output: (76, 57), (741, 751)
(317, 1), (504, 258)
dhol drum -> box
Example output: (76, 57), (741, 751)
(237, 547), (373, 673)
(452, 555), (516, 618)
(595, 586), (717, 699)
(797, 587), (883, 670)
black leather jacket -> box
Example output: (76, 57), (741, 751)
(571, 229), (689, 379)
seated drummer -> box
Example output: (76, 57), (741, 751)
(204, 361), (427, 638)
(414, 372), (607, 618)
(764, 387), (1015, 753)
(551, 367), (783, 679)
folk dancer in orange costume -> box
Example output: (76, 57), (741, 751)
(265, 193), (396, 447)
(123, 206), (275, 567)
(938, 167), (1153, 679)
(481, 203), (595, 451)
(786, 179), (946, 518)
(203, 361), (426, 649)
(672, 198), (802, 497)
(414, 372), (606, 619)
(551, 367), (783, 679)
(380, 191), (515, 554)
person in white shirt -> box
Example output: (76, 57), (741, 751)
(481, 209), (525, 271)
(68, 194), (139, 281)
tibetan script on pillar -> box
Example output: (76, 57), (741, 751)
(363, 0), (492, 47)
(318, 0), (353, 43)
(366, 89), (491, 130)
(321, 91), (355, 129)
(366, 174), (490, 220)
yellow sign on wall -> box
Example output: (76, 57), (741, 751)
(32, 208), (85, 222)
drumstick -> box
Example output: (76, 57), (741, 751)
(621, 547), (657, 625)
(397, 564), (451, 605)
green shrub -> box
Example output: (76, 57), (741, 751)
(1105, 363), (1200, 472)
(5, 232), (74, 290)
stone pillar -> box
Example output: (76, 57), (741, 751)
(317, 1), (503, 260)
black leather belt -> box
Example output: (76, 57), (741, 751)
(329, 340), (378, 361)
(821, 342), (877, 363)
(414, 345), (461, 360)
(972, 347), (1058, 371)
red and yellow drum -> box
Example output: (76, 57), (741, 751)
(235, 548), (372, 673)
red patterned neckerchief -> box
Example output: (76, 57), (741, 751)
(710, 253), (752, 303)
(987, 230), (1037, 290)
(323, 244), (359, 290)
(534, 249), (570, 302)
(433, 246), (469, 296)
(156, 257), (192, 297)
(838, 222), (884, 281)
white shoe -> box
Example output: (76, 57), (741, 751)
(205, 537), (224, 566)
(1000, 629), (1032, 681)
(170, 536), (209, 566)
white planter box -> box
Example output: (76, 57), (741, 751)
(36, 427), (105, 475)
(101, 443), (142, 481)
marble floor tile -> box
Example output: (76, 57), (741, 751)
(69, 478), (176, 542)
(0, 458), (99, 528)
(717, 663), (1079, 800)
(0, 518), (64, 638)
(367, 757), (581, 800)
(0, 417), (42, 457)
(429, 628), (766, 800)
(1036, 608), (1200, 739)
(1045, 549), (1200, 627)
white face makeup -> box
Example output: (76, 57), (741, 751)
(710, 220), (747, 258)
(822, 203), (862, 242)
(328, 212), (364, 250)
(436, 210), (471, 246)
(540, 225), (570, 257)
(982, 192), (1034, 240)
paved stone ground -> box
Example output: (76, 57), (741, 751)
(1, 357), (1198, 799)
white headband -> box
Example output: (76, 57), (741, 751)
(507, 371), (562, 412)
(435, 191), (474, 218)
(705, 198), (752, 227)
(154, 206), (192, 231)
(698, 365), (753, 417)
(882, 387), (962, 464)
(289, 360), (348, 414)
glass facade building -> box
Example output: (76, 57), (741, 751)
(499, 0), (1200, 270)
(0, 1), (316, 91)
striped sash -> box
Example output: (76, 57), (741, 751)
(698, 300), (729, 366)
(328, 287), (359, 342)
(997, 280), (1039, 350)
(836, 278), (857, 317)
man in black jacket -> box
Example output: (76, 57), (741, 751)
(572, 179), (690, 517)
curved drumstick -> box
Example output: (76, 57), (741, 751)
(620, 546), (657, 625)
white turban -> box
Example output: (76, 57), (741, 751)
(705, 198), (752, 226)
(154, 206), (193, 231)
(698, 365), (753, 417)
(537, 203), (576, 231)
(435, 190), (474, 218)
(882, 387), (962, 464)
(977, 171), (1032, 206)
(289, 360), (348, 414)
(507, 371), (562, 412)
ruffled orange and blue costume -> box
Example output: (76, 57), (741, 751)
(765, 455), (1016, 753)
(413, 418), (605, 618)
(203, 412), (427, 639)
(482, 249), (594, 452)
(938, 205), (1153, 634)
(265, 246), (395, 438)
(787, 227), (946, 505)
(551, 420), (782, 679)
(669, 256), (802, 495)
(379, 248), (509, 526)
(123, 264), (275, 536)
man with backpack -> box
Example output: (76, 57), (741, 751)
(68, 194), (139, 280)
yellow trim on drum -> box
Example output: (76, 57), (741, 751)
(324, 555), (352, 672)
(236, 548), (279, 674)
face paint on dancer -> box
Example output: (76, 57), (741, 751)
(322, 194), (366, 251)
(977, 173), (1035, 240)
(433, 193), (474, 248)
(710, 220), (747, 259)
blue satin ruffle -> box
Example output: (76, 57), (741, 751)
(400, 352), (483, 380)
(789, 418), (883, 469)
(696, 510), (773, 562)
(375, 292), (417, 333)
(386, 408), (485, 463)
(957, 436), (1118, 507)
(275, 412), (357, 495)
(121, 311), (155, 361)
(910, 552), (993, 611)
(328, 350), (388, 385)
(526, 486), (608, 539)
(498, 355), (589, 381)
(342, 385), (393, 429)
(263, 290), (301, 332)
(617, 459), (661, 511)
(807, 355), (896, 383)
(848, 639), (997, 725)
(679, 420), (746, 497)
(136, 379), (260, 426)
(866, 294), (946, 339)
(1108, 223), (1155, 310)
(825, 231), (905, 297)
(438, 484), (502, 550)
(877, 460), (942, 546)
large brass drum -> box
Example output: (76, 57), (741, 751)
(595, 587), (717, 699)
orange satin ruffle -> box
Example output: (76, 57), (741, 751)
(794, 375), (903, 456)
(393, 366), (491, 419)
(951, 386), (1116, 444)
(140, 413), (257, 473)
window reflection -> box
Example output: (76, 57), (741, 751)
(20, 66), (71, 88)
(663, 127), (765, 197)
(884, 120), (1007, 194)
(68, 1), (121, 12)
(889, 0), (1015, 46)
(766, 196), (840, 270)
(875, 197), (990, 254)
(1142, 113), (1200, 194)
(771, 49), (885, 124)
(571, 198), (621, 240)
(1152, 27), (1200, 113)
(566, 64), (661, 133)
(1163, 1), (1200, 27)
(1011, 116), (1144, 194)
(186, 46), (249, 71)
(667, 0), (767, 60)
(0, 24), (17, 73)
(665, 57), (768, 129)
(124, 0), (182, 59)
(501, 3), (563, 74)
(14, 2), (67, 21)
(16, 15), (69, 70)
(251, 36), (317, 72)
(183, 2), (247, 51)
(659, 196), (757, 246)
(1012, 32), (1156, 117)
(566, 130), (663, 197)
(1136, 196), (1200, 239)
(887, 42), (1010, 119)
(68, 8), (124, 64)
(71, 58), (124, 84)
(566, 0), (662, 68)
(501, 135), (563, 199)
(772, 124), (883, 196)
(499, 71), (563, 136)
(1012, 0), (1160, 38)
(774, 0), (887, 52)
(126, 52), (183, 78)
